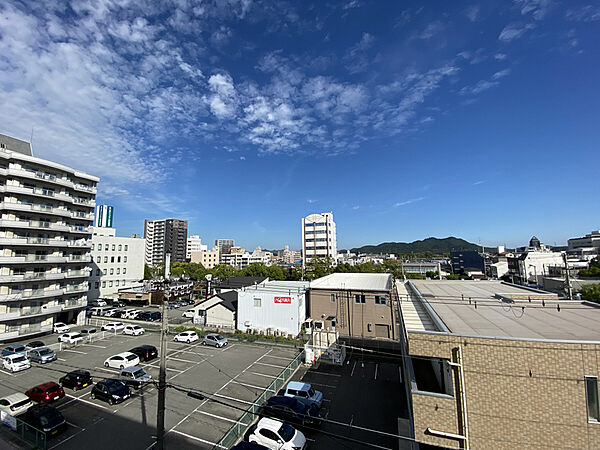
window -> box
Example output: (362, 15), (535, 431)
(355, 294), (366, 304)
(112, 244), (115, 251)
(102, 281), (106, 288)
(115, 280), (119, 286)
(111, 256), (114, 263)
(124, 256), (127, 263)
(586, 377), (600, 422)
(103, 269), (107, 275)
(124, 245), (128, 251)
(116, 268), (120, 275)
(375, 295), (387, 305)
(110, 268), (114, 275)
(94, 282), (99, 289)
(123, 268), (126, 274)
(91, 244), (94, 250)
(103, 256), (108, 263)
(330, 294), (335, 303)
(118, 245), (122, 251)
(259, 429), (278, 441)
(109, 281), (113, 287)
(104, 244), (109, 251)
(412, 357), (454, 396)
(122, 280), (125, 285)
(97, 245), (101, 252)
(117, 256), (121, 263)
(96, 269), (100, 276)
(254, 298), (261, 307)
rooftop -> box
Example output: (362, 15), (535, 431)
(407, 280), (600, 342)
(311, 273), (392, 291)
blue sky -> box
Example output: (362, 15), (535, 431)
(1, 0), (599, 250)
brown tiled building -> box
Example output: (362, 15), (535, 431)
(400, 279), (600, 449)
(308, 273), (397, 340)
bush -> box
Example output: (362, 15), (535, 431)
(581, 284), (600, 303)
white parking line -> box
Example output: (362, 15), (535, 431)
(57, 358), (66, 361)
(351, 361), (357, 376)
(48, 426), (86, 450)
(81, 343), (106, 349)
(249, 371), (276, 379)
(64, 393), (110, 410)
(231, 380), (265, 390)
(170, 429), (225, 448)
(94, 366), (120, 374)
(213, 393), (253, 405)
(254, 361), (287, 369)
(63, 349), (87, 354)
(166, 357), (198, 364)
(220, 343), (236, 352)
(375, 363), (378, 380)
(310, 370), (342, 377)
(0, 370), (16, 377)
(304, 381), (336, 389)
(263, 354), (294, 361)
(168, 358), (206, 380)
(194, 410), (237, 423)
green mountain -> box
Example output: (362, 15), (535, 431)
(350, 237), (481, 255)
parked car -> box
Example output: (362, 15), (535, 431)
(3, 354), (31, 373)
(28, 347), (57, 364)
(104, 352), (140, 369)
(103, 309), (120, 318)
(108, 310), (124, 318)
(2, 345), (27, 357)
(22, 404), (67, 437)
(90, 379), (131, 405)
(53, 322), (70, 333)
(173, 331), (199, 344)
(59, 370), (93, 391)
(90, 307), (111, 316)
(25, 382), (65, 403)
(122, 309), (138, 319)
(260, 396), (321, 427)
(129, 345), (158, 362)
(130, 311), (144, 320)
(112, 300), (126, 308)
(123, 325), (145, 336)
(138, 311), (161, 322)
(101, 322), (125, 332)
(283, 382), (323, 409)
(230, 443), (269, 450)
(202, 333), (228, 348)
(248, 417), (307, 450)
(58, 332), (84, 344)
(182, 309), (196, 319)
(89, 299), (107, 307)
(119, 366), (152, 389)
(80, 328), (97, 336)
(0, 393), (33, 417)
(25, 341), (46, 352)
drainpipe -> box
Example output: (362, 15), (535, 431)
(448, 346), (469, 450)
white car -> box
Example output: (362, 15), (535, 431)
(249, 418), (307, 450)
(123, 325), (145, 336)
(53, 322), (70, 333)
(3, 354), (31, 373)
(173, 331), (199, 344)
(101, 322), (125, 332)
(0, 393), (33, 416)
(182, 309), (196, 319)
(122, 309), (137, 319)
(104, 352), (140, 369)
(58, 332), (84, 344)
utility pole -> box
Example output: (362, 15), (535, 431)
(563, 253), (573, 300)
(156, 253), (171, 450)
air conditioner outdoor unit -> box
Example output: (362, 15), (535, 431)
(313, 320), (324, 330)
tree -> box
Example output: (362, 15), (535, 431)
(144, 264), (164, 280)
(581, 284), (600, 303)
(446, 273), (460, 280)
(425, 271), (439, 279)
(579, 257), (600, 278)
(304, 257), (334, 281)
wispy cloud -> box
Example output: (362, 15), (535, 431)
(492, 68), (511, 80)
(514, 0), (554, 21)
(394, 197), (425, 207)
(417, 21), (445, 40)
(352, 205), (360, 210)
(498, 23), (535, 42)
(565, 5), (600, 22)
(472, 180), (486, 186)
(307, 199), (318, 204)
(465, 5), (481, 22)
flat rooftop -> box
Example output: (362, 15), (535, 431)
(408, 280), (600, 341)
(311, 273), (392, 291)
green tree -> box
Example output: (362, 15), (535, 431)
(304, 257), (334, 280)
(144, 263), (164, 280)
(579, 258), (600, 278)
(425, 270), (439, 279)
(446, 273), (460, 280)
(581, 284), (600, 302)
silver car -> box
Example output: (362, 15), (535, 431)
(27, 348), (57, 364)
(202, 333), (228, 348)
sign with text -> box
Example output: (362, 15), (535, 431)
(274, 296), (292, 304)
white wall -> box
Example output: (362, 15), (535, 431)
(237, 289), (306, 336)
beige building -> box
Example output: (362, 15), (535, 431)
(400, 279), (600, 449)
(308, 273), (397, 340)
(190, 246), (220, 269)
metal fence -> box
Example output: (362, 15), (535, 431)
(215, 350), (305, 449)
(1, 414), (47, 449)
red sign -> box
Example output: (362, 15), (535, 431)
(274, 296), (292, 304)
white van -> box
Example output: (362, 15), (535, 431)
(182, 309), (196, 319)
(90, 307), (111, 316)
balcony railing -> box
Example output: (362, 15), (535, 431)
(65, 284), (88, 293)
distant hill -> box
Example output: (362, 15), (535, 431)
(350, 237), (481, 255)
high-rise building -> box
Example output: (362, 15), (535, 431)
(95, 204), (114, 228)
(302, 212), (337, 265)
(89, 226), (144, 301)
(186, 235), (207, 260)
(144, 219), (187, 266)
(215, 239), (234, 255)
(0, 133), (98, 342)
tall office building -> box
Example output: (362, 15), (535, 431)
(95, 204), (114, 227)
(186, 235), (207, 260)
(302, 212), (337, 266)
(215, 239), (234, 255)
(144, 219), (188, 265)
(0, 133), (98, 342)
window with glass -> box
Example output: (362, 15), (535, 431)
(118, 245), (122, 251)
(254, 298), (261, 307)
(110, 268), (114, 275)
(355, 294), (366, 304)
(586, 377), (600, 422)
(375, 295), (387, 305)
(330, 294), (336, 303)
(102, 281), (106, 288)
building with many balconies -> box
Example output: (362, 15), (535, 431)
(0, 134), (98, 342)
(144, 218), (188, 266)
(302, 212), (337, 266)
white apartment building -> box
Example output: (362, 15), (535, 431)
(0, 134), (97, 341)
(190, 246), (220, 269)
(220, 246), (272, 269)
(281, 245), (302, 265)
(186, 235), (207, 260)
(89, 227), (145, 301)
(302, 212), (337, 266)
(144, 218), (187, 265)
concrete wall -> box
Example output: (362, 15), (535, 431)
(309, 289), (396, 340)
(408, 331), (600, 449)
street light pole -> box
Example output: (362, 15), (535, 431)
(156, 253), (171, 450)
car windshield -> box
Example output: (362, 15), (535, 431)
(126, 354), (137, 361)
(47, 384), (60, 393)
(107, 381), (126, 393)
(308, 388), (316, 397)
(133, 326), (141, 330)
(215, 335), (224, 340)
(13, 356), (26, 363)
(38, 349), (52, 356)
(72, 334), (83, 339)
(39, 411), (63, 427)
(278, 423), (295, 442)
(11, 399), (31, 410)
(13, 346), (25, 352)
(132, 369), (146, 378)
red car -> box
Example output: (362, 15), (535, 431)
(25, 382), (65, 403)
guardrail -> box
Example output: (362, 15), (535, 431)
(215, 350), (305, 449)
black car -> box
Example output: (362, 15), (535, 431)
(112, 300), (126, 308)
(129, 345), (158, 362)
(138, 311), (161, 322)
(23, 404), (67, 437)
(59, 370), (93, 391)
(90, 379), (131, 405)
(80, 328), (97, 336)
(26, 341), (45, 351)
(230, 442), (269, 450)
(260, 395), (322, 427)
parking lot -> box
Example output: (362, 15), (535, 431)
(0, 326), (300, 449)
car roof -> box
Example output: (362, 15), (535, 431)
(6, 345), (25, 350)
(5, 353), (26, 359)
(286, 381), (311, 390)
(120, 366), (143, 373)
(1, 393), (29, 403)
(29, 403), (60, 415)
(206, 333), (222, 337)
(67, 370), (90, 376)
(32, 382), (60, 390)
(115, 351), (136, 357)
(267, 396), (299, 406)
(257, 417), (285, 430)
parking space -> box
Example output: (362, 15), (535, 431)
(291, 352), (410, 450)
(0, 328), (300, 449)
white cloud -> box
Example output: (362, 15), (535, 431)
(460, 80), (499, 96)
(492, 68), (511, 80)
(565, 5), (600, 22)
(352, 205), (360, 210)
(514, 0), (553, 20)
(207, 73), (239, 119)
(307, 199), (318, 204)
(498, 23), (535, 42)
(465, 5), (480, 22)
(394, 197), (425, 207)
(418, 21), (444, 39)
(494, 53), (508, 60)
